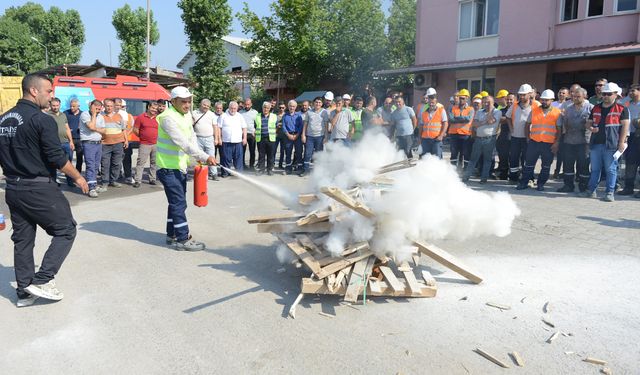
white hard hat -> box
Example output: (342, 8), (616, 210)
(170, 86), (192, 99)
(540, 89), (555, 100)
(425, 87), (437, 96)
(602, 82), (621, 94)
(324, 91), (334, 100)
(342, 94), (351, 100)
(120, 99), (127, 107)
(517, 84), (533, 94)
(473, 97), (482, 104)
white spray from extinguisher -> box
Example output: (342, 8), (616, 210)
(219, 166), (296, 206)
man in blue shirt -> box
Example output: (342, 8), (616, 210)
(64, 98), (83, 173)
(282, 100), (304, 174)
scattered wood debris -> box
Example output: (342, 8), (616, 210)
(474, 348), (510, 368)
(318, 312), (335, 319)
(601, 367), (612, 375)
(509, 351), (524, 367)
(247, 168), (484, 310)
(547, 331), (560, 343)
(543, 301), (551, 313)
(583, 357), (607, 366)
(288, 293), (304, 319)
(542, 316), (555, 328)
(486, 302), (511, 311)
(520, 296), (527, 303)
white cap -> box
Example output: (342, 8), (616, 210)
(120, 99), (127, 106)
(170, 86), (192, 99)
(540, 89), (555, 100)
(324, 91), (334, 100)
(473, 97), (482, 103)
(342, 94), (351, 100)
(425, 87), (437, 96)
(602, 82), (621, 94)
(517, 84), (533, 94)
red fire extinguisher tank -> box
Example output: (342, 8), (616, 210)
(194, 165), (208, 207)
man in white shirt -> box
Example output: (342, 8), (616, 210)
(506, 84), (536, 183)
(192, 99), (219, 180)
(239, 98), (259, 170)
(219, 101), (247, 177)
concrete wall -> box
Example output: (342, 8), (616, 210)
(495, 63), (548, 94)
(497, 0), (555, 56)
(416, 0), (458, 64)
(554, 13), (639, 49)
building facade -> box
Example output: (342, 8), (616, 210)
(379, 0), (640, 104)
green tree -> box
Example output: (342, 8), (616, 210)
(385, 0), (416, 86)
(178, 0), (232, 101)
(0, 2), (85, 74)
(112, 4), (160, 70)
(238, 0), (334, 92)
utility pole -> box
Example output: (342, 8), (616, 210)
(30, 36), (48, 68)
(146, 0), (151, 80)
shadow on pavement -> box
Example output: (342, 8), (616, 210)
(577, 216), (640, 229)
(78, 220), (167, 247)
(185, 244), (303, 317)
(0, 262), (16, 303)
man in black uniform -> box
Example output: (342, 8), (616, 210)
(0, 74), (88, 307)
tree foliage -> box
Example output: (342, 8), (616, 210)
(178, 0), (233, 102)
(0, 2), (85, 75)
(385, 0), (416, 86)
(112, 4), (160, 71)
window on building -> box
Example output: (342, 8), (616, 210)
(616, 0), (639, 12)
(561, 0), (580, 21)
(587, 0), (604, 16)
(459, 0), (500, 39)
(456, 78), (494, 95)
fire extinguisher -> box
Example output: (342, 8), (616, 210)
(194, 164), (208, 207)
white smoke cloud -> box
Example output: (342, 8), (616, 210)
(308, 132), (521, 258)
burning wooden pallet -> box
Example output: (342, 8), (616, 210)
(247, 168), (483, 309)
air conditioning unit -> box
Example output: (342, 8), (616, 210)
(414, 72), (436, 91)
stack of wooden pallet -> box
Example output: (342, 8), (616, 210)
(247, 160), (483, 310)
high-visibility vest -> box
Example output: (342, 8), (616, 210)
(416, 102), (429, 124)
(126, 113), (139, 142)
(530, 106), (561, 143)
(254, 113), (278, 142)
(351, 108), (363, 141)
(421, 104), (446, 139)
(591, 103), (625, 150)
(156, 106), (192, 170)
(448, 105), (473, 135)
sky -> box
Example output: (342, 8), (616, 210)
(2, 0), (391, 71)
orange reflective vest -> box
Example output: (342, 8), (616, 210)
(421, 104), (446, 139)
(529, 106), (561, 143)
(448, 105), (473, 135)
(126, 113), (139, 142)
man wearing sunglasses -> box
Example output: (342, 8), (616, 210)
(589, 78), (608, 105)
(584, 82), (630, 202)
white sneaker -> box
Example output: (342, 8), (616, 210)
(174, 238), (206, 251)
(16, 294), (39, 307)
(25, 280), (64, 301)
(88, 189), (98, 198)
(96, 185), (108, 193)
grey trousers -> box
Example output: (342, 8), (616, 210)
(135, 143), (157, 182)
(101, 143), (124, 184)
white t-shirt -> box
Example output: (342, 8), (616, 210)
(240, 108), (259, 135)
(191, 109), (217, 137)
(506, 104), (532, 138)
(219, 111), (247, 143)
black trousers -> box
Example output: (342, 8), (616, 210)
(243, 133), (256, 169)
(496, 135), (510, 178)
(257, 139), (275, 171)
(562, 143), (589, 191)
(123, 141), (140, 179)
(5, 179), (76, 298)
(72, 137), (84, 173)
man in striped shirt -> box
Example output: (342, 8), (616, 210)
(100, 98), (128, 189)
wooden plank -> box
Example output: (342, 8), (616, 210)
(368, 278), (382, 293)
(276, 234), (322, 275)
(344, 258), (368, 303)
(320, 186), (376, 218)
(474, 348), (510, 368)
(288, 293), (304, 319)
(317, 255), (343, 267)
(413, 241), (483, 284)
(247, 211), (304, 223)
(583, 357), (607, 366)
(301, 277), (437, 298)
(379, 266), (404, 293)
(295, 234), (324, 255)
(296, 210), (330, 226)
(341, 241), (369, 257)
(509, 351), (524, 367)
(402, 268), (422, 296)
(298, 193), (319, 206)
(334, 265), (352, 290)
(316, 250), (373, 279)
(257, 221), (332, 233)
(412, 254), (421, 267)
(421, 270), (436, 287)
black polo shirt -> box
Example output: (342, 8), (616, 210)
(0, 99), (69, 178)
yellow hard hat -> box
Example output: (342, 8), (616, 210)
(457, 89), (470, 97)
(480, 91), (489, 97)
(496, 89), (509, 98)
(473, 94), (483, 100)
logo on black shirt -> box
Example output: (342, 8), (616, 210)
(0, 112), (23, 138)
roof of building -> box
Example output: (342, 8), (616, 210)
(375, 42), (640, 75)
(36, 60), (190, 88)
(294, 91), (328, 103)
(176, 36), (252, 69)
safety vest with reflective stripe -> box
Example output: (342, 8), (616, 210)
(254, 113), (278, 142)
(351, 108), (363, 141)
(591, 103), (625, 150)
(448, 105), (473, 135)
(530, 106), (561, 143)
(156, 106), (192, 170)
(421, 104), (446, 139)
